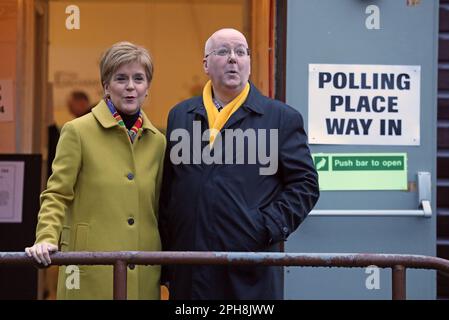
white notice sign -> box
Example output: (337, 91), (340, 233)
(308, 64), (420, 145)
(0, 79), (14, 122)
(0, 162), (25, 223)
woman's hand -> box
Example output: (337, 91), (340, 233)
(25, 242), (58, 266)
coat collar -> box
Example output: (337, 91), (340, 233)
(92, 99), (157, 134)
(187, 82), (266, 116)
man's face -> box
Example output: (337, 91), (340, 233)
(203, 30), (251, 94)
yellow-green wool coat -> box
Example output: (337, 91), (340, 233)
(35, 100), (166, 299)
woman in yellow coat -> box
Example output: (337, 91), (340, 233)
(25, 42), (165, 299)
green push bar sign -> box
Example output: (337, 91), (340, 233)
(312, 153), (407, 191)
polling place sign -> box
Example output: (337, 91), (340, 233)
(308, 64), (420, 145)
(312, 153), (407, 191)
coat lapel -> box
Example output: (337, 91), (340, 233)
(221, 106), (251, 130)
(92, 100), (119, 129)
(222, 84), (265, 130)
(187, 103), (209, 133)
(188, 104), (208, 120)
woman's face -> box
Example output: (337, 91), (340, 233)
(104, 62), (149, 115)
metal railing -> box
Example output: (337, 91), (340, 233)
(1, 251), (449, 300)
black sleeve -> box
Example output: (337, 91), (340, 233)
(260, 110), (320, 244)
(47, 124), (60, 179)
(158, 109), (176, 284)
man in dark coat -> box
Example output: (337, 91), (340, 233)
(159, 28), (319, 300)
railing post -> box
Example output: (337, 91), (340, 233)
(392, 265), (406, 300)
(113, 260), (127, 300)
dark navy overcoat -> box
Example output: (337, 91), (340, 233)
(159, 83), (319, 300)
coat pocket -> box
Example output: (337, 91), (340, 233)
(74, 223), (89, 251)
(59, 225), (71, 251)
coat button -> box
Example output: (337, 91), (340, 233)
(128, 218), (135, 225)
(282, 227), (289, 234)
(128, 264), (135, 270)
(127, 173), (134, 180)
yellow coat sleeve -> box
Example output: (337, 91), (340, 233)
(35, 122), (82, 245)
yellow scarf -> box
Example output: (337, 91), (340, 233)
(202, 80), (250, 144)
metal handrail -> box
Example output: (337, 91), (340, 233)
(309, 172), (433, 217)
(309, 207), (431, 217)
(1, 251), (448, 300)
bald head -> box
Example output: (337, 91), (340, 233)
(203, 28), (251, 103)
(204, 28), (249, 56)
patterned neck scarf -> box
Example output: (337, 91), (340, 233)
(105, 98), (143, 143)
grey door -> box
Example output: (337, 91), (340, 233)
(284, 0), (438, 299)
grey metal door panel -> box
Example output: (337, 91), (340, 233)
(284, 0), (438, 299)
(285, 217), (435, 299)
(286, 267), (434, 300)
